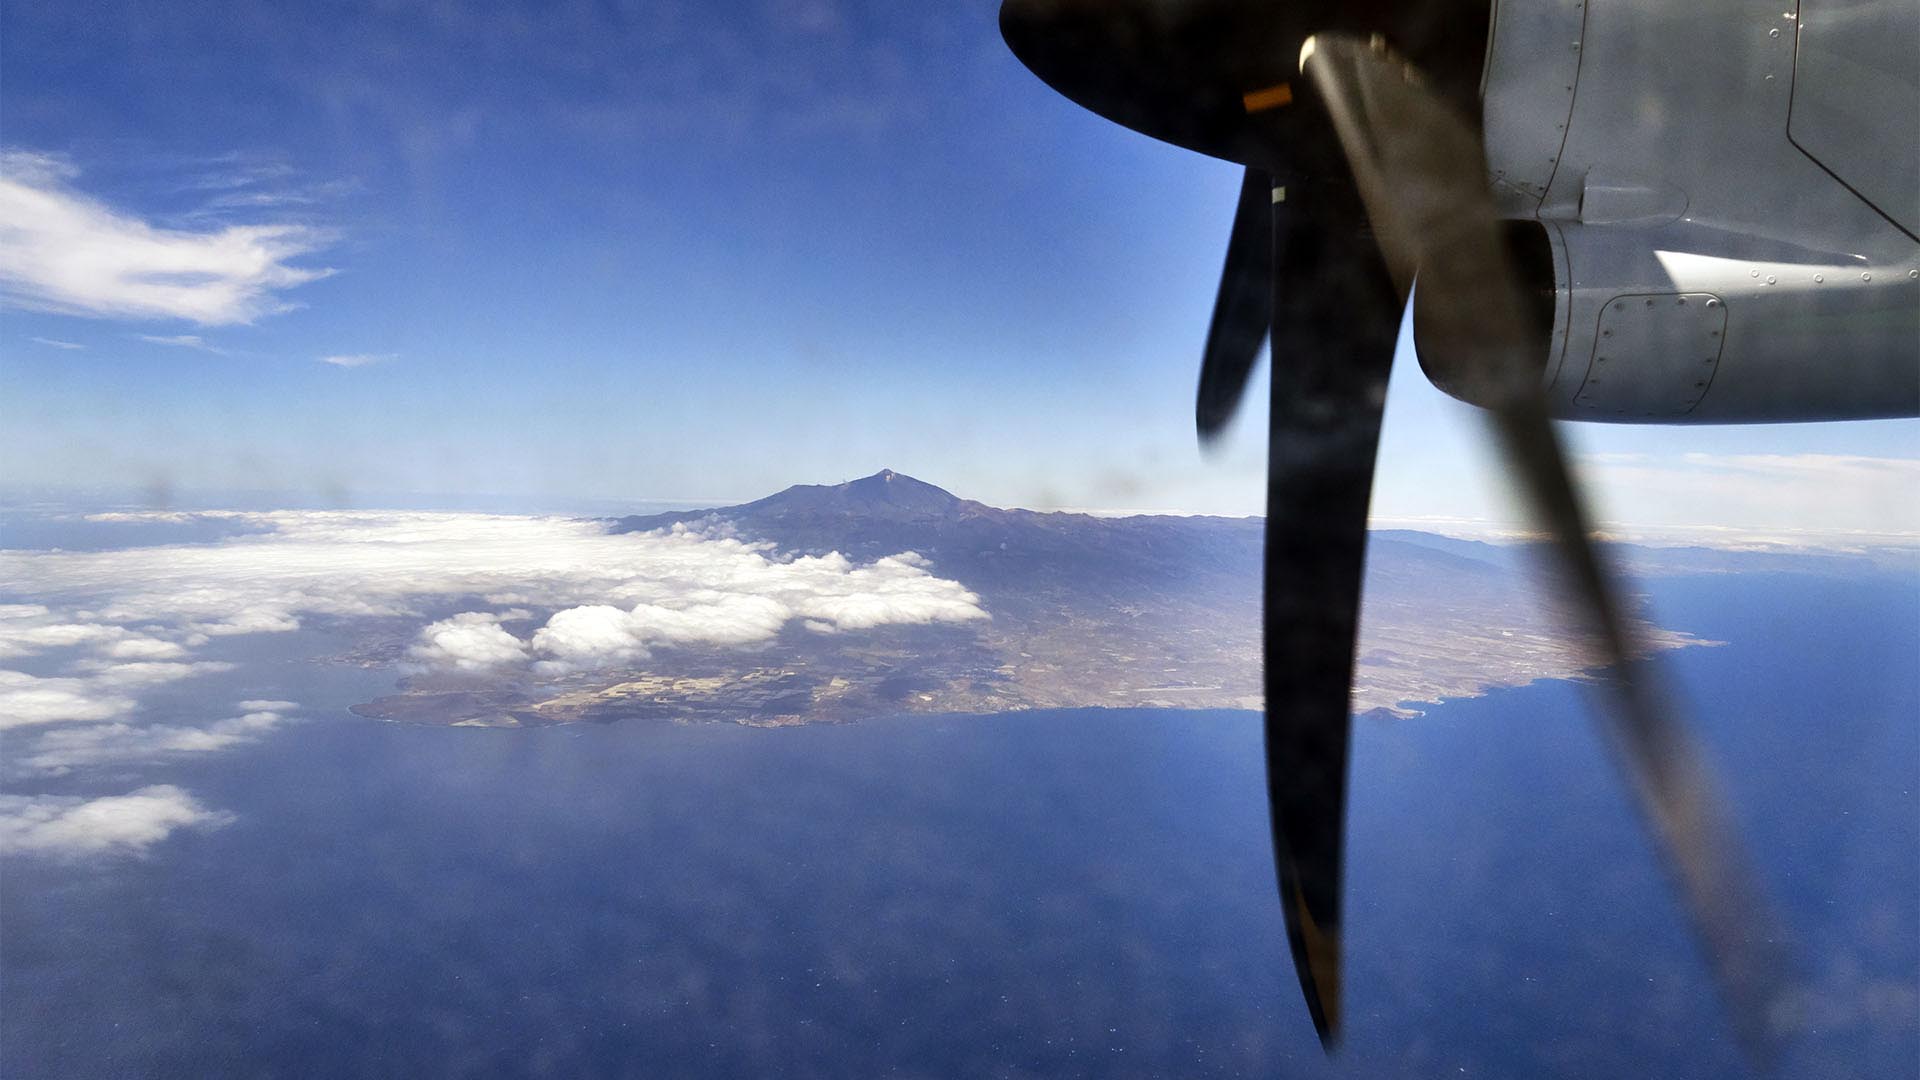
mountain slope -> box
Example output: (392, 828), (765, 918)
(357, 472), (1708, 728)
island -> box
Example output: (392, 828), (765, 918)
(351, 470), (1707, 727)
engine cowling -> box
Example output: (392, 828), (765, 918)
(1414, 219), (1920, 422)
(1443, 0), (1920, 424)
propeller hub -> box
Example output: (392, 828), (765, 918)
(998, 0), (1493, 166)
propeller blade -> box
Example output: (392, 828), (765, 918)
(1197, 166), (1274, 441)
(1488, 403), (1798, 1057)
(1299, 31), (1796, 1057)
(1259, 158), (1402, 1047)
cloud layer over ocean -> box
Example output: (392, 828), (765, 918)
(0, 511), (987, 854)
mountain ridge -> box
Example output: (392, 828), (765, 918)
(616, 469), (1257, 532)
(357, 470), (1710, 729)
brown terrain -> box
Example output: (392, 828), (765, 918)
(352, 471), (1707, 728)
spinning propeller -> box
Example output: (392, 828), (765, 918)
(1000, 0), (1794, 1054)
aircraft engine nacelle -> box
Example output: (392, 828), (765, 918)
(1432, 0), (1920, 425)
(1413, 219), (1920, 423)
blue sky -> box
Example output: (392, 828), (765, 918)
(1, 0), (1913, 538)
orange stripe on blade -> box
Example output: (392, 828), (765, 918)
(1242, 82), (1293, 113)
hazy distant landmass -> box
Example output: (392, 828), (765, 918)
(351, 471), (1705, 728)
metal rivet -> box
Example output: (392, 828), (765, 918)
(1765, 73), (1775, 81)
(1706, 298), (1720, 308)
(1602, 329), (1612, 336)
(1766, 275), (1776, 284)
(1863, 272), (1873, 281)
(1908, 269), (1918, 279)
(1695, 381), (1706, 388)
(1614, 303), (1625, 311)
(1677, 297), (1687, 305)
(1704, 358), (1715, 364)
(1814, 274), (1824, 283)
(1646, 298), (1656, 306)
(1597, 356), (1608, 363)
(1769, 27), (1781, 36)
(1749, 269), (1760, 278)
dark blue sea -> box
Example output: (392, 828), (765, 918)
(3, 569), (1914, 1078)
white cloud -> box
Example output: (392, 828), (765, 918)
(1378, 452), (1920, 551)
(74, 660), (236, 688)
(0, 617), (125, 655)
(0, 785), (232, 856)
(29, 335), (84, 350)
(529, 604), (650, 666)
(529, 593), (793, 671)
(0, 606), (234, 728)
(0, 670), (136, 728)
(320, 352), (393, 368)
(238, 698), (299, 712)
(101, 636), (189, 661)
(11, 704), (294, 775)
(0, 509), (987, 836)
(3, 150), (77, 186)
(0, 661), (232, 730)
(779, 551), (991, 630)
(197, 609), (301, 636)
(0, 148), (334, 325)
(2, 513), (988, 666)
(137, 333), (226, 354)
(456, 547), (992, 673)
(1575, 453), (1920, 547)
(0, 605), (190, 661)
(82, 511), (223, 523)
(411, 612), (530, 672)
(169, 157), (358, 223)
(179, 156), (297, 194)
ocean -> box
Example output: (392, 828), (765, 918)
(3, 566), (1914, 1078)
